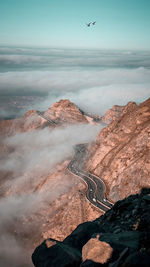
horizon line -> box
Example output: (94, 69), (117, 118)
(0, 43), (150, 52)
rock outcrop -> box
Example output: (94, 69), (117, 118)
(0, 99), (101, 266)
(44, 99), (88, 124)
(1, 97), (150, 266)
(102, 102), (137, 124)
(0, 110), (49, 137)
(0, 99), (90, 137)
(85, 98), (150, 201)
(32, 188), (150, 267)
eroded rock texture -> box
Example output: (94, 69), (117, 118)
(86, 98), (150, 201)
(32, 188), (150, 267)
(44, 99), (88, 125)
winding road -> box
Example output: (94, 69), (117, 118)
(38, 112), (113, 212)
(68, 144), (113, 212)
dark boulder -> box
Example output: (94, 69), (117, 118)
(32, 188), (150, 267)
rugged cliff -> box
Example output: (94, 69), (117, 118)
(85, 98), (150, 201)
(44, 99), (88, 125)
(0, 99), (101, 266)
(0, 110), (48, 137)
(0, 99), (89, 137)
(32, 188), (150, 267)
(1, 98), (150, 266)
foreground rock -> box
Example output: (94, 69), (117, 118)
(32, 188), (150, 266)
(86, 98), (150, 201)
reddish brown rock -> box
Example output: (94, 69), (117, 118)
(0, 110), (48, 137)
(0, 99), (101, 266)
(82, 237), (113, 264)
(86, 98), (150, 201)
(44, 99), (88, 124)
(32, 189), (150, 267)
(102, 102), (137, 124)
(0, 99), (89, 138)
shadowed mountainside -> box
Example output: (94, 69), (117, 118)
(32, 188), (150, 267)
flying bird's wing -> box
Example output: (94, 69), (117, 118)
(92, 21), (96, 25)
(86, 22), (91, 27)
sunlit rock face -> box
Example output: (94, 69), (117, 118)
(0, 99), (89, 137)
(102, 102), (137, 124)
(0, 110), (48, 137)
(0, 99), (101, 266)
(32, 188), (150, 267)
(44, 99), (88, 124)
(1, 97), (150, 266)
(86, 98), (150, 201)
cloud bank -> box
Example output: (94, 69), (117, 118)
(0, 47), (150, 118)
(0, 122), (103, 266)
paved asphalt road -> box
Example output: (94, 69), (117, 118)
(38, 113), (113, 212)
(68, 144), (113, 212)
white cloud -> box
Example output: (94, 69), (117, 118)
(0, 121), (104, 265)
(0, 67), (150, 115)
(0, 48), (150, 118)
(29, 67), (150, 115)
(0, 193), (41, 267)
(0, 123), (102, 191)
(0, 234), (31, 267)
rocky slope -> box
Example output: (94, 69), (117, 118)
(32, 188), (150, 267)
(101, 102), (136, 124)
(0, 160), (102, 267)
(85, 98), (150, 201)
(0, 99), (90, 137)
(0, 99), (101, 266)
(1, 97), (150, 266)
(44, 99), (88, 124)
(0, 110), (49, 137)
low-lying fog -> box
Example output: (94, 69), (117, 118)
(0, 46), (150, 266)
(0, 121), (103, 266)
(0, 46), (150, 119)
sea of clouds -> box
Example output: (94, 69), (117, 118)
(0, 46), (150, 118)
(0, 46), (150, 266)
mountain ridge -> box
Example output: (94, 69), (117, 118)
(0, 97), (150, 266)
(85, 98), (150, 201)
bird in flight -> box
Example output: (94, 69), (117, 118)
(86, 21), (96, 27)
(86, 22), (92, 27)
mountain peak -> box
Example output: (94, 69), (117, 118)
(44, 99), (88, 124)
(51, 99), (76, 108)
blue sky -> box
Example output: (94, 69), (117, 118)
(0, 0), (150, 50)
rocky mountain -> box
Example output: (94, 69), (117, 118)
(0, 110), (48, 137)
(85, 98), (150, 201)
(0, 99), (90, 137)
(32, 188), (150, 267)
(101, 102), (137, 124)
(44, 99), (88, 124)
(0, 97), (150, 266)
(0, 160), (101, 267)
(0, 99), (101, 266)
